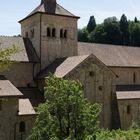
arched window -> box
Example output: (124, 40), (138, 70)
(64, 30), (67, 38)
(52, 28), (56, 37)
(133, 72), (136, 83)
(19, 121), (26, 133)
(127, 105), (131, 114)
(60, 29), (63, 38)
(47, 28), (51, 37)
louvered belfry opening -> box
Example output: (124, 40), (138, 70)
(41, 0), (57, 13)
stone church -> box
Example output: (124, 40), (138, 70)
(1, 0), (140, 139)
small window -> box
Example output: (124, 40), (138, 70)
(89, 71), (94, 77)
(25, 32), (28, 38)
(64, 30), (67, 38)
(133, 72), (136, 84)
(47, 28), (51, 37)
(60, 29), (63, 38)
(52, 28), (56, 37)
(30, 29), (34, 38)
(0, 100), (2, 111)
(99, 86), (103, 91)
(127, 105), (131, 114)
(19, 121), (26, 133)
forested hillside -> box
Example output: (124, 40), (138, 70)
(78, 14), (140, 47)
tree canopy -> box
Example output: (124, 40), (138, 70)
(28, 76), (101, 140)
(78, 14), (140, 47)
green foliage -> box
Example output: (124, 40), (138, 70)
(78, 28), (88, 42)
(87, 16), (96, 33)
(28, 76), (101, 140)
(95, 129), (140, 140)
(88, 24), (106, 43)
(0, 45), (21, 71)
(78, 14), (140, 47)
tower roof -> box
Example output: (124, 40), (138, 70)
(19, 0), (79, 22)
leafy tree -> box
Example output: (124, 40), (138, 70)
(28, 76), (101, 140)
(78, 28), (88, 42)
(87, 16), (96, 33)
(0, 45), (21, 71)
(120, 14), (129, 45)
(88, 24), (106, 43)
(104, 17), (121, 45)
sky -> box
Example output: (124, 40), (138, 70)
(0, 0), (140, 35)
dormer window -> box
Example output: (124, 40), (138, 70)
(47, 28), (51, 37)
(52, 28), (56, 37)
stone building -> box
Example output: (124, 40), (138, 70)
(1, 0), (140, 139)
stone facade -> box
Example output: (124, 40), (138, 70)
(110, 67), (140, 85)
(0, 97), (35, 140)
(117, 98), (140, 129)
(1, 63), (35, 87)
(20, 14), (78, 70)
(64, 56), (116, 129)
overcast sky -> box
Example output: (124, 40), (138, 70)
(0, 0), (140, 35)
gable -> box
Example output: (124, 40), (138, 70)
(37, 54), (116, 79)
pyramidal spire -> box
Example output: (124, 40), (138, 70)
(41, 0), (57, 13)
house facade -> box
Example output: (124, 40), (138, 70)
(0, 0), (140, 139)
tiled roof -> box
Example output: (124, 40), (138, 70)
(37, 55), (90, 79)
(78, 42), (140, 67)
(0, 36), (39, 63)
(18, 99), (36, 116)
(0, 76), (23, 97)
(19, 2), (79, 22)
(19, 87), (44, 107)
(117, 91), (140, 100)
(37, 54), (116, 79)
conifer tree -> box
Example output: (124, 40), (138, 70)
(87, 16), (96, 33)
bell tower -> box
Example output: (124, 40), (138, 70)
(19, 0), (79, 70)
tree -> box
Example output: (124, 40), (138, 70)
(120, 14), (129, 45)
(87, 16), (96, 33)
(28, 76), (101, 140)
(78, 27), (88, 42)
(134, 17), (138, 23)
(104, 17), (122, 45)
(0, 45), (21, 71)
(88, 24), (106, 43)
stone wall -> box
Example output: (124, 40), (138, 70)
(117, 99), (140, 129)
(110, 67), (140, 85)
(0, 97), (35, 140)
(20, 13), (78, 70)
(65, 57), (116, 129)
(0, 63), (35, 87)
(0, 98), (18, 140)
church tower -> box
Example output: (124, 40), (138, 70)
(19, 0), (79, 70)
